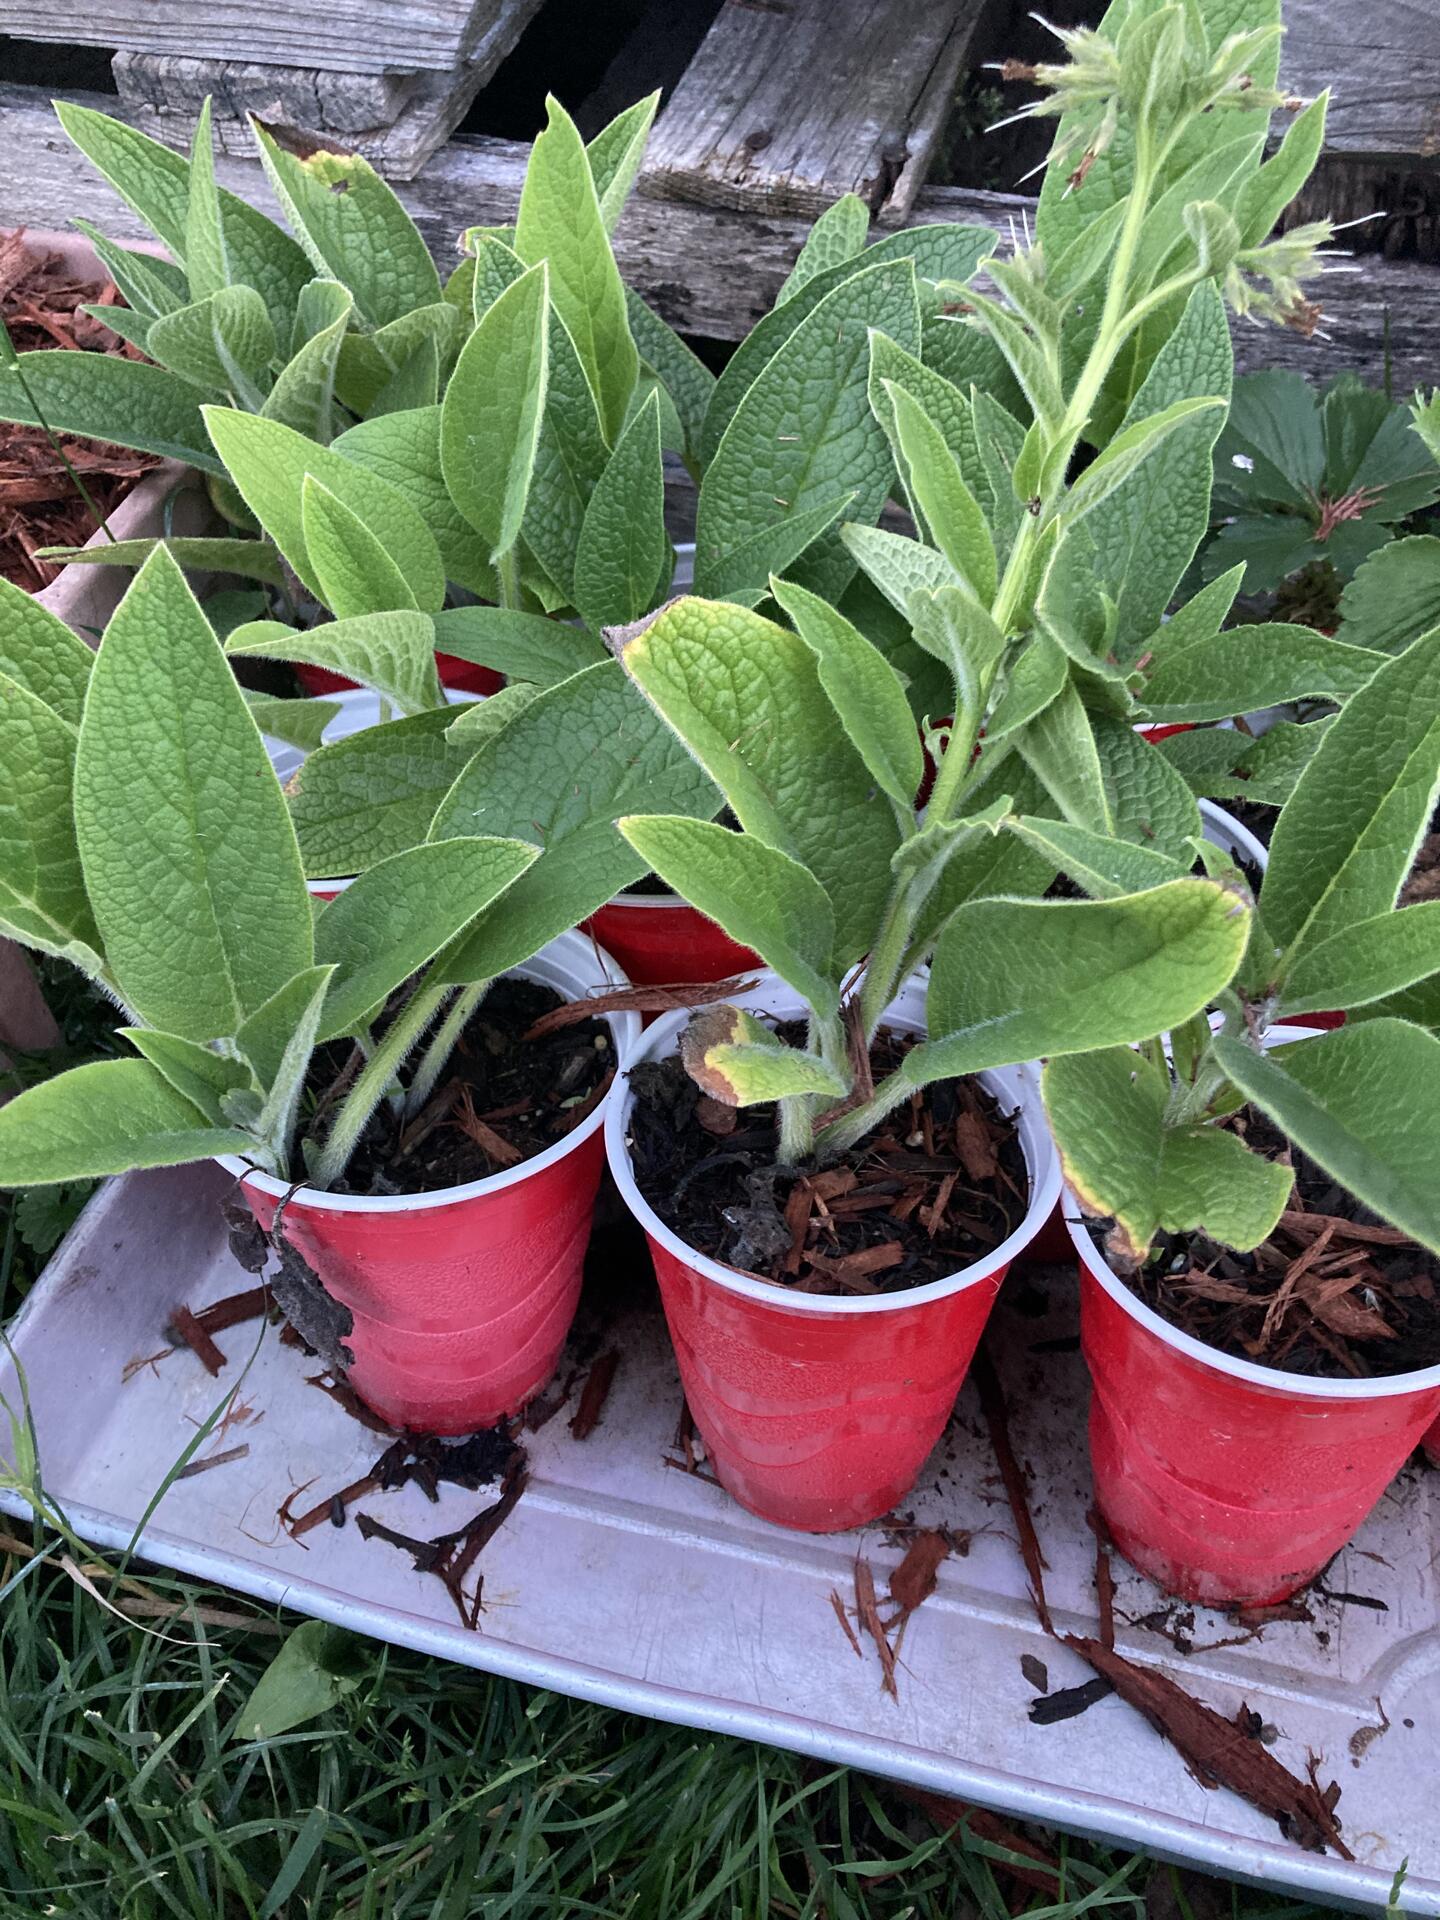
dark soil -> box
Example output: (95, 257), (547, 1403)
(628, 1022), (1030, 1294)
(0, 229), (159, 593)
(1223, 796), (1276, 849)
(1401, 826), (1440, 906)
(317, 978), (613, 1197)
(1091, 1112), (1440, 1381)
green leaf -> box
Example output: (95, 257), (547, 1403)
(1336, 536), (1440, 656)
(440, 262), (551, 563)
(1042, 1046), (1293, 1261)
(252, 121), (440, 327)
(1157, 717), (1333, 807)
(778, 194), (870, 303)
(75, 550), (313, 1040)
(0, 669), (101, 964)
(618, 815), (835, 1015)
(233, 1620), (364, 1743)
(227, 611), (443, 717)
(0, 351), (218, 469)
(263, 282), (352, 441)
(297, 475), (413, 619)
(0, 1059), (254, 1186)
(889, 798), (1010, 897)
(38, 536), (286, 590)
(245, 692), (339, 753)
(986, 633), (1068, 742)
(0, 575), (95, 724)
(1212, 1023), (1440, 1255)
(1141, 622), (1386, 723)
(431, 659), (720, 983)
(1016, 682), (1109, 835)
(905, 877), (1251, 1086)
(1006, 817), (1190, 900)
(1235, 92), (1329, 246)
(679, 1005), (846, 1108)
(1065, 397), (1227, 530)
(121, 1027), (255, 1126)
(625, 288), (716, 464)
(335, 304), (462, 415)
(524, 303), (611, 603)
(56, 101), (312, 342)
(769, 575), (922, 809)
(515, 95), (637, 443)
(313, 837), (538, 1038)
(147, 285), (275, 405)
(431, 606), (605, 686)
(333, 406), (495, 599)
(700, 494), (855, 603)
(1263, 631), (1440, 962)
(444, 682), (540, 748)
(1091, 716), (1204, 860)
(617, 598), (901, 964)
(286, 707), (473, 878)
(73, 220), (188, 319)
(697, 260), (922, 601)
(887, 384), (996, 602)
(838, 525), (961, 618)
(573, 390), (667, 631)
(586, 93), (660, 233)
(1279, 902), (1440, 1017)
(227, 965), (334, 1099)
(205, 408), (445, 611)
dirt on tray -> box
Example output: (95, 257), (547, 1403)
(0, 228), (159, 593)
(628, 1021), (1029, 1294)
(1090, 1112), (1440, 1381)
(316, 977), (613, 1197)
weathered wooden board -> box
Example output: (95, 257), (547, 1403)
(1280, 0), (1440, 157)
(0, 0), (523, 75)
(640, 0), (992, 223)
(3, 84), (1435, 390)
(111, 6), (543, 182)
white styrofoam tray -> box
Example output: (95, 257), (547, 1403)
(2, 1163), (1435, 1914)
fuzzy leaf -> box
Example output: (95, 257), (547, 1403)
(1212, 1023), (1440, 1256)
(618, 815), (835, 1015)
(431, 607), (605, 686)
(313, 837), (538, 1038)
(986, 633), (1068, 741)
(887, 384), (996, 602)
(0, 576), (95, 725)
(1005, 817), (1189, 900)
(122, 1028), (255, 1126)
(300, 475), (419, 619)
(1043, 1046), (1293, 1260)
(263, 282), (352, 441)
(573, 390), (667, 630)
(777, 194), (870, 303)
(0, 351), (218, 470)
(76, 552), (312, 1041)
(616, 598), (901, 963)
(39, 537), (286, 590)
(440, 262), (550, 562)
(769, 576), (923, 809)
(908, 878), (1251, 1086)
(286, 708), (473, 878)
(586, 93), (659, 232)
(1335, 536), (1440, 656)
(680, 1006), (846, 1108)
(0, 1060), (254, 1186)
(333, 407), (495, 599)
(1264, 631), (1440, 963)
(431, 660), (719, 983)
(515, 96), (637, 443)
(839, 525), (961, 618)
(444, 683), (540, 748)
(1141, 623), (1386, 723)
(701, 495), (855, 602)
(1279, 903), (1440, 1017)
(252, 121), (440, 327)
(227, 612), (444, 717)
(697, 260), (921, 601)
(0, 670), (101, 963)
(625, 288), (715, 463)
(148, 285), (275, 404)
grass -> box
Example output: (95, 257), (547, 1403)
(0, 956), (1371, 1919)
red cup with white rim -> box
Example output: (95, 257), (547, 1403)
(218, 930), (639, 1435)
(1069, 1027), (1440, 1606)
(606, 973), (1061, 1532)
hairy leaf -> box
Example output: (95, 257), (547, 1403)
(0, 1059), (254, 1186)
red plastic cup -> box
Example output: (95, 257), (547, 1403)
(1424, 1414), (1440, 1467)
(217, 931), (639, 1434)
(606, 974), (1062, 1532)
(583, 892), (759, 989)
(1070, 1028), (1440, 1605)
(294, 656), (503, 698)
(1135, 722), (1194, 743)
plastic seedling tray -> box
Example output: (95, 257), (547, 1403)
(3, 1163), (1436, 1914)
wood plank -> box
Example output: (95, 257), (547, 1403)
(1280, 0), (1440, 157)
(3, 84), (1436, 390)
(640, 0), (993, 222)
(0, 0), (517, 75)
(111, 8), (545, 183)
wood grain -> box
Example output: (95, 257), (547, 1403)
(640, 0), (993, 222)
(4, 84), (1436, 388)
(1280, 0), (1440, 157)
(0, 0), (522, 75)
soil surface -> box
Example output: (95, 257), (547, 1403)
(0, 229), (159, 593)
(1091, 1112), (1440, 1380)
(629, 1023), (1030, 1294)
(317, 978), (613, 1197)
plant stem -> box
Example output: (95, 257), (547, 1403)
(777, 1093), (814, 1164)
(404, 978), (491, 1118)
(0, 323), (115, 545)
(312, 978), (453, 1189)
(495, 544), (521, 613)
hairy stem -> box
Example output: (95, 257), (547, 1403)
(311, 978), (453, 1189)
(777, 1092), (814, 1164)
(495, 543), (521, 613)
(404, 978), (491, 1118)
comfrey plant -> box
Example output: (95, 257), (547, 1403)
(1043, 630), (1440, 1264)
(0, 549), (716, 1191)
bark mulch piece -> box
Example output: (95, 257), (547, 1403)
(568, 1350), (620, 1440)
(168, 1305), (227, 1377)
(0, 228), (160, 592)
(521, 975), (760, 1039)
(887, 1528), (951, 1619)
(1103, 1115), (1440, 1382)
(317, 978), (613, 1196)
(896, 1783), (1063, 1899)
(356, 1457), (529, 1630)
(630, 1026), (1028, 1295)
(976, 1342), (1353, 1858)
(177, 1443), (251, 1480)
